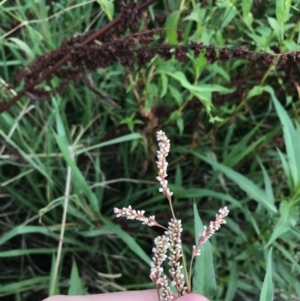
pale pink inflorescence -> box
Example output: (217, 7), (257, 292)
(114, 131), (229, 301)
(166, 219), (187, 295)
(157, 275), (174, 301)
(114, 205), (159, 227)
(192, 206), (229, 257)
(150, 235), (170, 283)
(156, 130), (173, 200)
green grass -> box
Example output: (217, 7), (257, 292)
(1, 0), (300, 300)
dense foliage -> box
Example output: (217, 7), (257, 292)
(0, 0), (299, 300)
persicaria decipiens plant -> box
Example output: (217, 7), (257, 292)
(114, 130), (229, 300)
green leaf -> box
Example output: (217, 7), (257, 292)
(257, 157), (275, 209)
(160, 72), (168, 97)
(76, 133), (142, 155)
(0, 226), (54, 246)
(165, 10), (181, 45)
(276, 0), (291, 25)
(242, 0), (253, 25)
(169, 110), (184, 135)
(221, 5), (237, 29)
(0, 277), (49, 296)
(225, 261), (238, 301)
(97, 0), (114, 20)
(8, 37), (35, 60)
(0, 248), (79, 257)
(259, 248), (274, 301)
(267, 17), (282, 41)
(53, 132), (100, 214)
(223, 121), (265, 167)
(169, 85), (183, 105)
(0, 130), (53, 183)
(192, 152), (277, 213)
(247, 85), (264, 99)
(49, 253), (60, 296)
(271, 93), (300, 193)
(173, 186), (243, 209)
(145, 82), (158, 111)
(183, 9), (204, 23)
(0, 225), (92, 249)
(68, 259), (83, 295)
(175, 164), (182, 186)
(242, 0), (252, 17)
(163, 71), (234, 112)
(266, 201), (299, 247)
(176, 115), (184, 136)
(277, 149), (293, 190)
(101, 217), (151, 265)
(192, 203), (217, 299)
(166, 71), (232, 93)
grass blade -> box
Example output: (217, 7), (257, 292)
(256, 156), (275, 209)
(259, 248), (274, 301)
(68, 259), (84, 295)
(192, 152), (277, 213)
(102, 216), (151, 265)
(266, 201), (299, 247)
(192, 203), (217, 299)
(271, 92), (300, 192)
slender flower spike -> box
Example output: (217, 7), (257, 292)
(150, 235), (170, 283)
(156, 130), (173, 199)
(165, 219), (187, 295)
(192, 206), (229, 257)
(113, 130), (229, 299)
(157, 276), (173, 301)
(114, 205), (160, 227)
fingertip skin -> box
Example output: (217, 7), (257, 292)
(176, 293), (210, 301)
(42, 290), (159, 301)
(42, 290), (209, 301)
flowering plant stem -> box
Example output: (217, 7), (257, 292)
(114, 130), (229, 301)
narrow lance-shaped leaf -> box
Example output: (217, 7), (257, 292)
(259, 248), (274, 301)
(256, 156), (275, 210)
(49, 253), (60, 296)
(165, 10), (181, 45)
(192, 203), (217, 299)
(192, 152), (277, 213)
(271, 91), (300, 192)
(266, 201), (299, 247)
(68, 259), (83, 295)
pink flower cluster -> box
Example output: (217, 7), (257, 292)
(114, 131), (229, 301)
(157, 276), (173, 301)
(150, 235), (170, 283)
(156, 130), (173, 200)
(192, 206), (229, 257)
(114, 205), (159, 227)
(166, 219), (187, 295)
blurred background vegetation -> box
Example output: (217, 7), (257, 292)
(0, 0), (299, 300)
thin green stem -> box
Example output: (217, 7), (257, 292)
(168, 196), (176, 220)
(188, 255), (196, 293)
(49, 146), (74, 296)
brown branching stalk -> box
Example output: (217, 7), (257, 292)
(0, 0), (158, 113)
(2, 0), (300, 114)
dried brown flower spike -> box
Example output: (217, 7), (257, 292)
(114, 130), (229, 301)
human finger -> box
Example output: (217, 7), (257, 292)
(42, 289), (158, 301)
(176, 293), (210, 301)
(42, 290), (209, 301)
